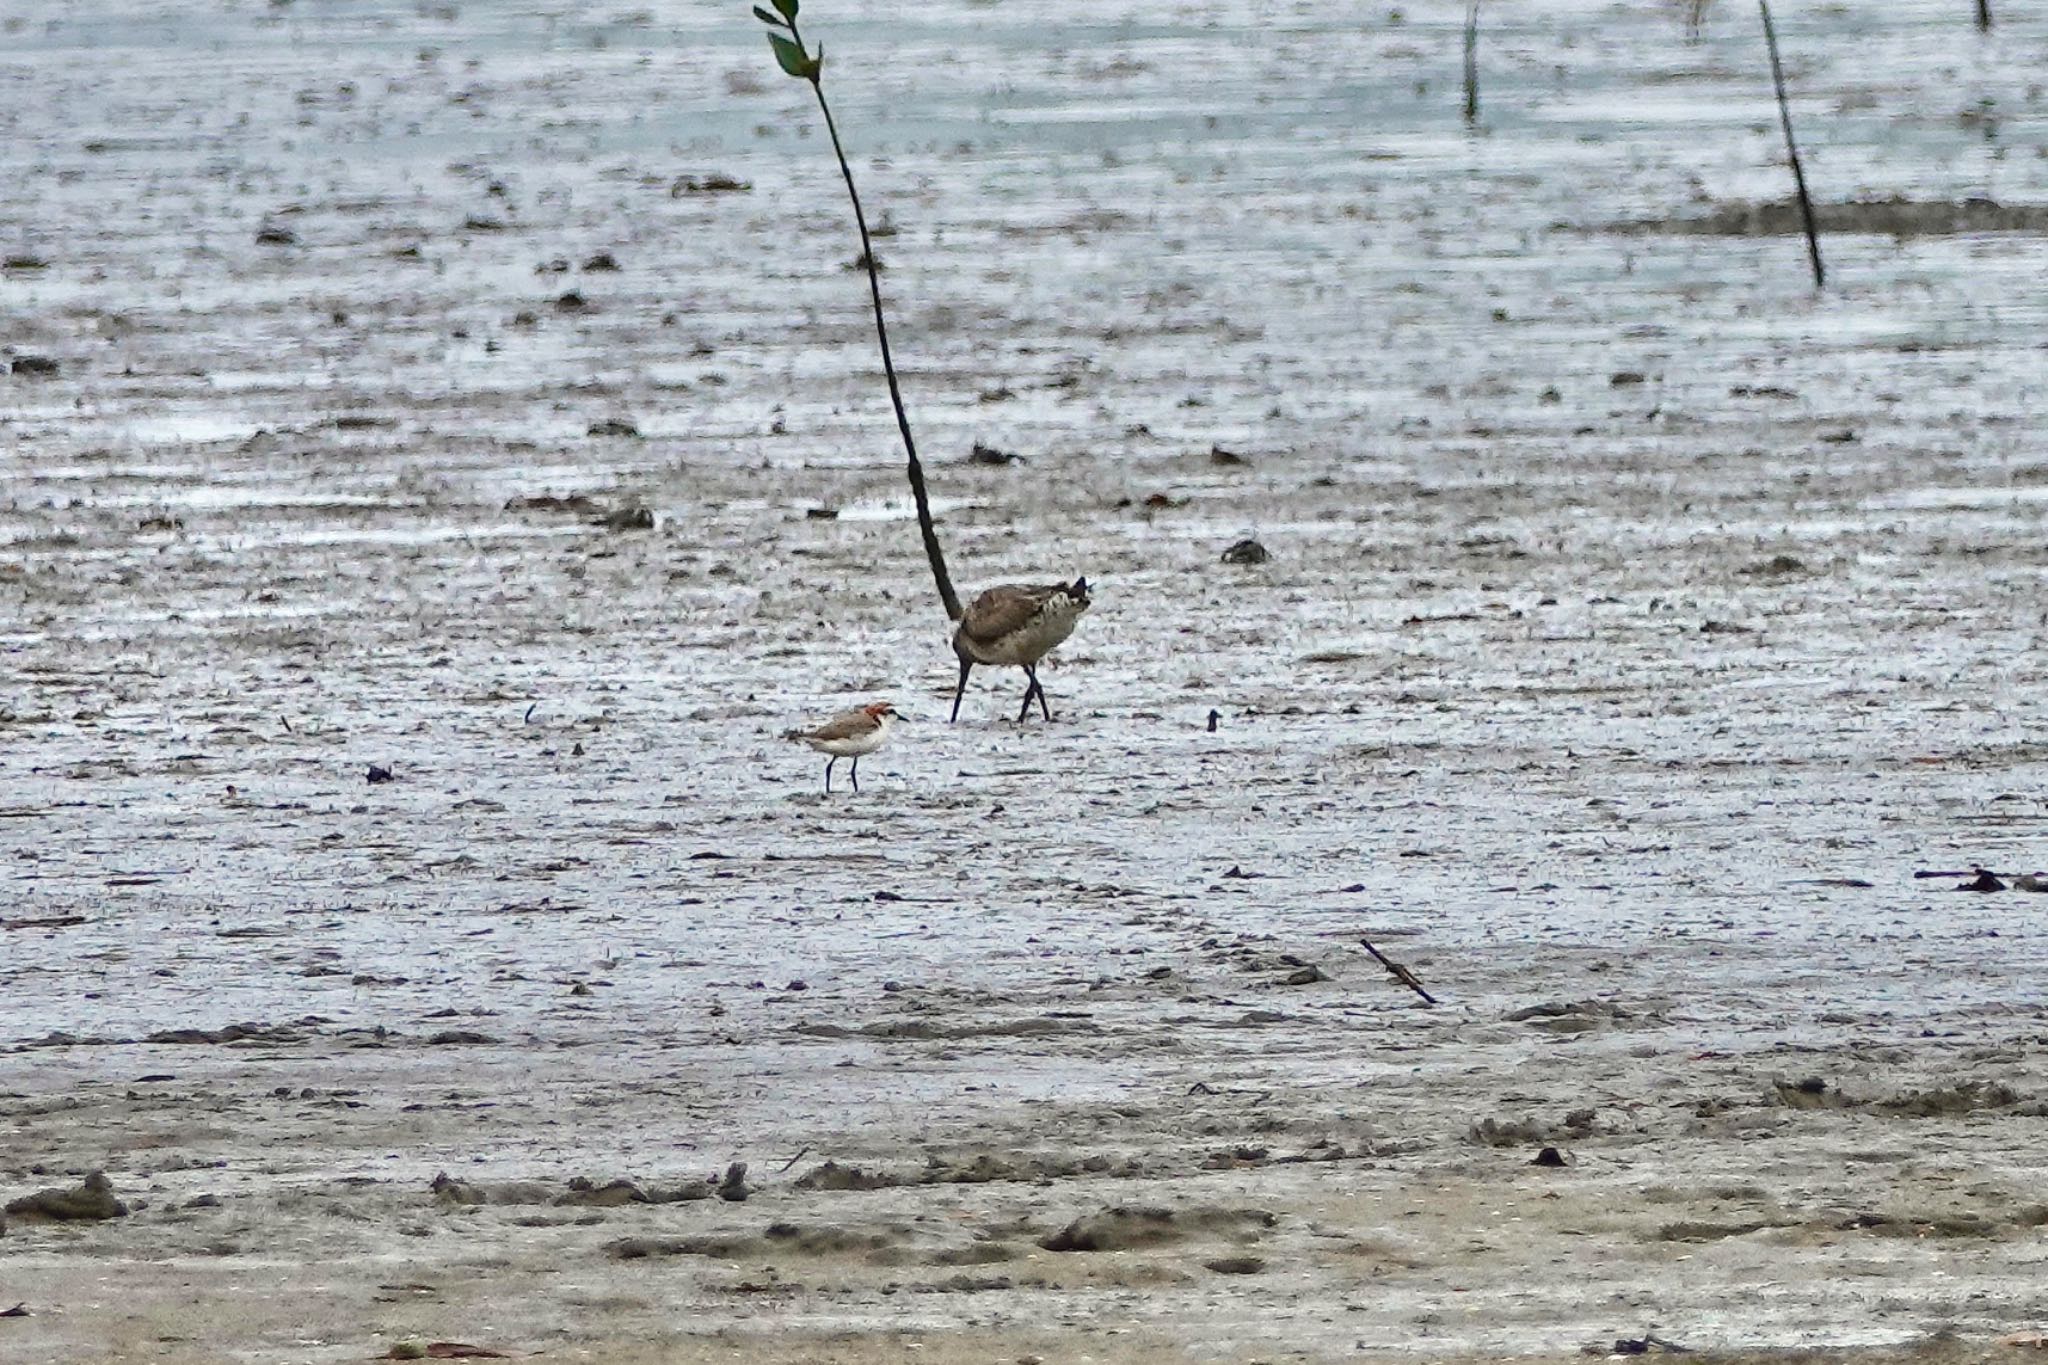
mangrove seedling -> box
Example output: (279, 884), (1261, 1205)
(753, 0), (961, 621)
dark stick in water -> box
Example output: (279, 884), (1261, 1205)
(1463, 0), (1481, 126)
(1759, 0), (1824, 288)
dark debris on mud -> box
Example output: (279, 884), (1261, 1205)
(1609, 195), (2048, 237)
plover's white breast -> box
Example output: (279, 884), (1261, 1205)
(804, 714), (893, 758)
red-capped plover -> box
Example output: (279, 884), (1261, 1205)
(949, 578), (1091, 723)
(784, 701), (899, 793)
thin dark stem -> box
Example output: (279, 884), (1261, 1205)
(1976, 0), (1992, 31)
(1463, 0), (1480, 126)
(1759, 0), (1824, 289)
(791, 21), (961, 621)
(1360, 937), (1437, 1006)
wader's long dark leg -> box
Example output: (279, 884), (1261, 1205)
(950, 658), (973, 723)
(850, 756), (861, 793)
(1021, 664), (1051, 721)
(824, 758), (836, 794)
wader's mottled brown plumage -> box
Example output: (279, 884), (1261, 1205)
(950, 579), (1091, 723)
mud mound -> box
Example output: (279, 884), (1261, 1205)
(1469, 1107), (1606, 1147)
(1038, 1204), (1276, 1252)
(793, 1161), (899, 1192)
(1875, 1081), (2021, 1117)
(6, 1172), (127, 1222)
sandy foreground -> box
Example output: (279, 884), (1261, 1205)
(5, 0), (2048, 1361)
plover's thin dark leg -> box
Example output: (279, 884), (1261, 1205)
(850, 756), (861, 793)
(824, 758), (836, 793)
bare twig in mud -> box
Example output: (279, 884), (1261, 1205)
(1976, 0), (1992, 31)
(1187, 1082), (1273, 1104)
(777, 1144), (811, 1173)
(1360, 937), (1437, 1005)
(1613, 1333), (1693, 1355)
(1758, 0), (1824, 288)
(1914, 867), (2046, 891)
(1463, 0), (1481, 126)
(752, 0), (959, 621)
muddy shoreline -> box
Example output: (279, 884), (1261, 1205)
(6, 0), (2048, 1360)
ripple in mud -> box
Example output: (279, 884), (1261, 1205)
(1770, 1077), (2026, 1115)
(606, 1221), (909, 1264)
(436, 1173), (717, 1208)
(1038, 1204), (1276, 1252)
(1611, 194), (2048, 237)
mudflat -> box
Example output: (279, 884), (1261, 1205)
(5, 1), (2048, 1361)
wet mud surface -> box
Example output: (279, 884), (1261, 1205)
(4, 0), (2048, 1361)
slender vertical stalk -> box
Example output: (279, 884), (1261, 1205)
(1975, 0), (1991, 31)
(1759, 0), (1824, 289)
(780, 13), (961, 621)
(1462, 0), (1481, 126)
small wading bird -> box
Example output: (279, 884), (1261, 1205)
(783, 701), (899, 794)
(951, 578), (1091, 723)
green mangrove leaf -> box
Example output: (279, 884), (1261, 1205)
(768, 32), (810, 79)
(772, 0), (799, 18)
(752, 5), (784, 26)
